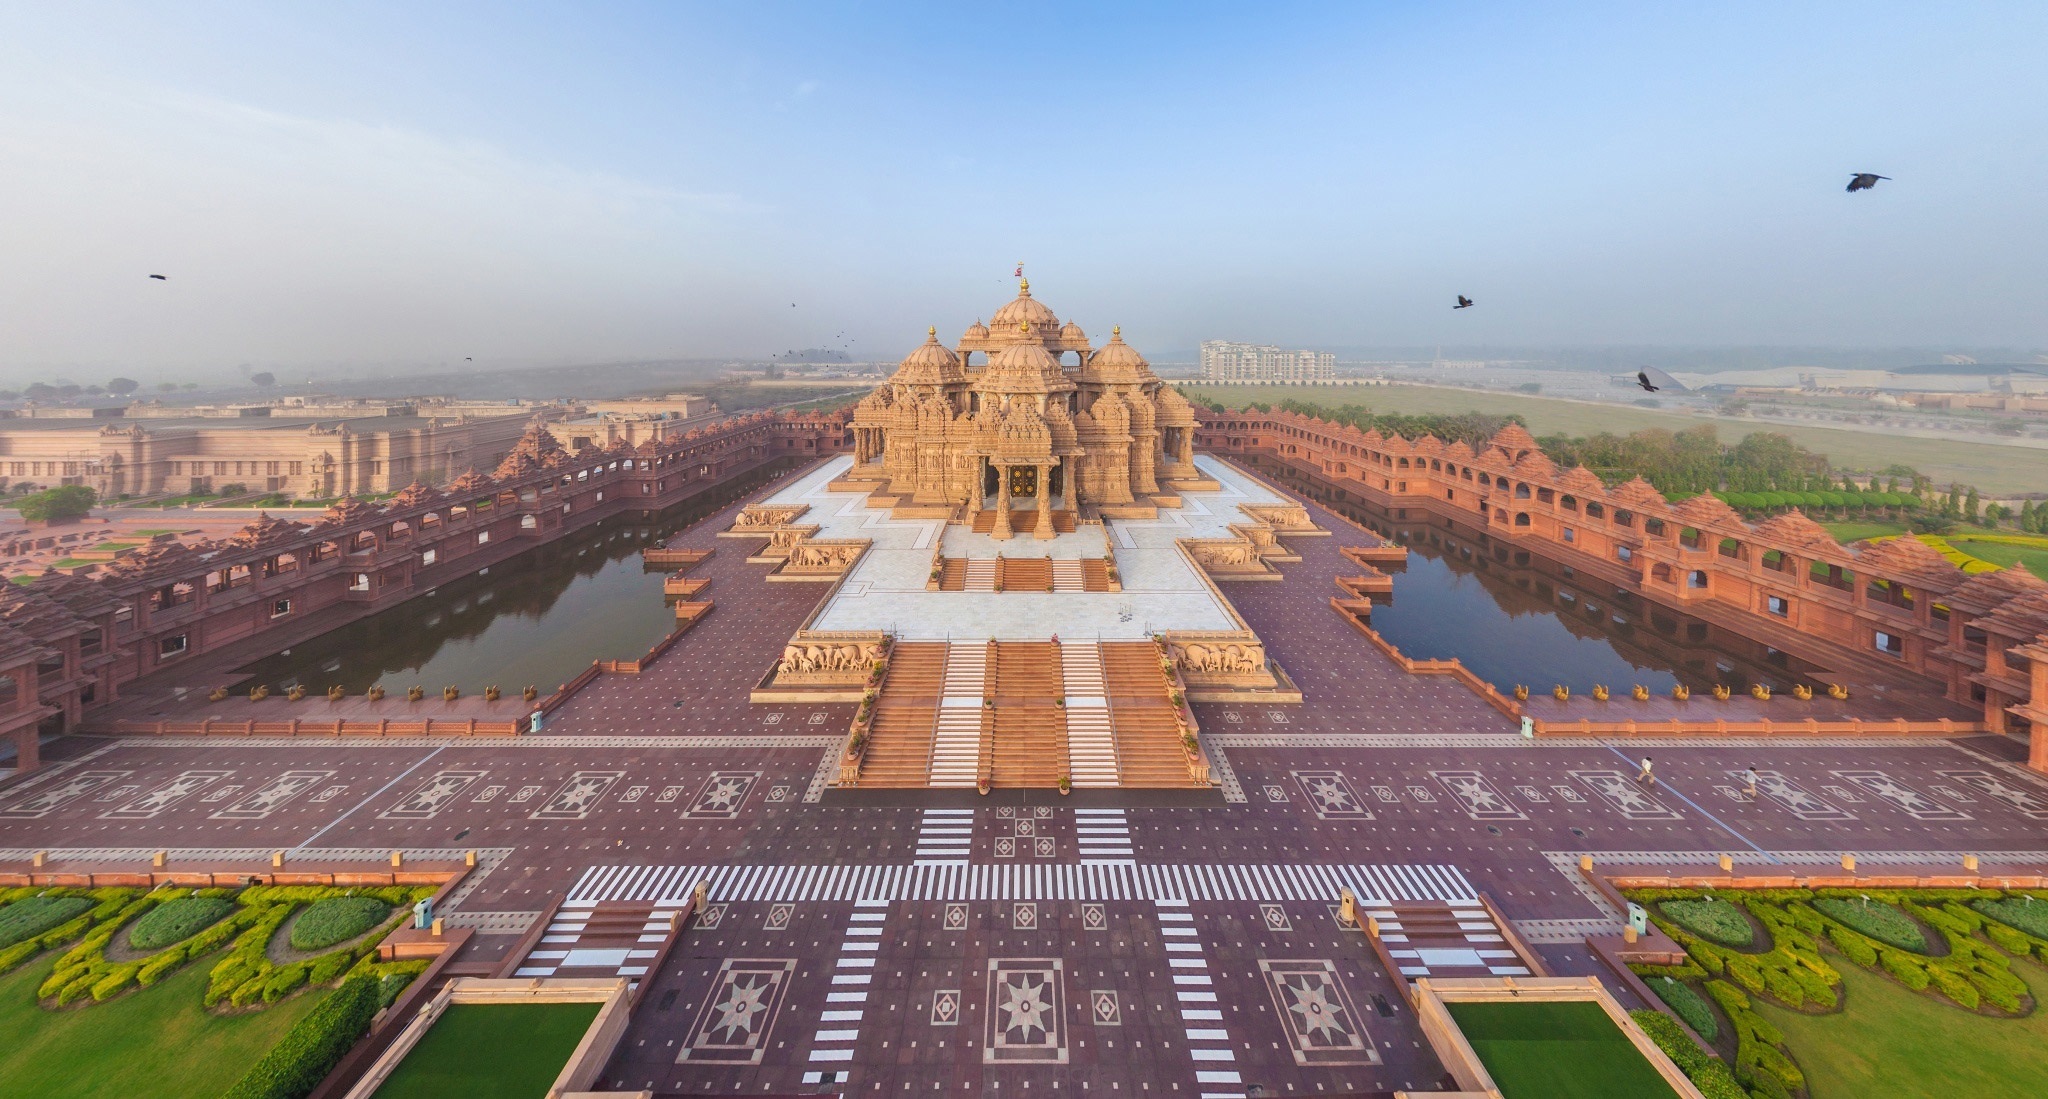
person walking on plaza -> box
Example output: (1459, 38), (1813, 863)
(1637, 756), (1655, 786)
(1744, 767), (1760, 800)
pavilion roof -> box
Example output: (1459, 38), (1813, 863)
(1749, 510), (1840, 552)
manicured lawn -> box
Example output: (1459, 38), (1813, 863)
(371, 1001), (600, 1099)
(0, 952), (326, 1099)
(1445, 1000), (1681, 1099)
(1946, 539), (2048, 580)
(1820, 520), (1910, 544)
(1754, 957), (2048, 1099)
(1182, 383), (2048, 493)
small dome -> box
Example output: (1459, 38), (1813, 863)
(990, 279), (1059, 333)
(1084, 326), (1153, 383)
(1060, 320), (1086, 341)
(963, 318), (990, 340)
(889, 327), (965, 387)
(977, 341), (1065, 395)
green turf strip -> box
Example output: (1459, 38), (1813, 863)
(0, 954), (325, 1099)
(1446, 1000), (1682, 1099)
(371, 1001), (600, 1099)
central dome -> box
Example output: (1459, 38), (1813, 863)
(989, 279), (1059, 334)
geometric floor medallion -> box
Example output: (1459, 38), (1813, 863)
(1258, 959), (1381, 1065)
(984, 958), (1068, 1064)
(680, 959), (797, 1064)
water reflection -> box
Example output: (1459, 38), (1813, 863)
(1252, 459), (1813, 693)
(236, 461), (797, 693)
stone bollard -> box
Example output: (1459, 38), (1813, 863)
(390, 851), (404, 868)
(1719, 854), (1733, 872)
(32, 851), (46, 868)
(694, 879), (710, 911)
(272, 851), (285, 868)
(465, 850), (478, 868)
(1579, 854), (1594, 872)
(1965, 854), (1980, 872)
(1339, 888), (1357, 927)
(430, 917), (444, 937)
(1841, 854), (1856, 872)
(152, 851), (167, 868)
(1623, 923), (1639, 944)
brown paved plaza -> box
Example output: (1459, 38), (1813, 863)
(6, 458), (2048, 1099)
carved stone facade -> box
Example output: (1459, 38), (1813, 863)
(1163, 631), (1280, 690)
(774, 631), (890, 685)
(846, 281), (1202, 539)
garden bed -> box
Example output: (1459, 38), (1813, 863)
(1444, 999), (1683, 1099)
(368, 1001), (602, 1099)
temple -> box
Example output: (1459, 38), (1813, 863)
(846, 280), (1203, 535)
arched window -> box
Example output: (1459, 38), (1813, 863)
(1513, 512), (1531, 526)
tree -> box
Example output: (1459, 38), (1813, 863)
(1965, 488), (1981, 523)
(24, 383), (57, 399)
(249, 372), (276, 387)
(107, 377), (139, 395)
(15, 485), (97, 523)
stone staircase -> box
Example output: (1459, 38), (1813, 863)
(1100, 642), (1194, 787)
(1002, 558), (1052, 592)
(857, 642), (946, 786)
(1051, 559), (1086, 593)
(929, 642), (989, 787)
(936, 559), (967, 590)
(1059, 642), (1119, 787)
(962, 560), (997, 592)
(971, 508), (1077, 534)
(989, 641), (1066, 788)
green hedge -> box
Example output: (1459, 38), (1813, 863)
(289, 897), (391, 952)
(128, 896), (236, 951)
(1629, 1009), (1747, 1099)
(1813, 897), (1928, 952)
(0, 896), (93, 948)
(220, 975), (380, 1099)
(1646, 975), (1719, 1041)
(1660, 898), (1753, 947)
(1705, 980), (1804, 1097)
(1974, 896), (2048, 940)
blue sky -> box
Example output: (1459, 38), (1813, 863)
(2, 1), (2044, 378)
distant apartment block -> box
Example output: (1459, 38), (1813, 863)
(1200, 341), (1336, 383)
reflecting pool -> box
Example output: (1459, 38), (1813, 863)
(235, 461), (795, 693)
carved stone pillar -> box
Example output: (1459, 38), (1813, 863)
(1034, 463), (1055, 540)
(993, 462), (1013, 541)
(1177, 427), (1194, 465)
(965, 457), (982, 519)
(1061, 456), (1076, 512)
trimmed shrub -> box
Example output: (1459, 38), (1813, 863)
(1975, 897), (2048, 939)
(221, 975), (380, 1099)
(1880, 948), (1931, 990)
(289, 897), (390, 952)
(129, 895), (236, 951)
(1661, 897), (1754, 947)
(0, 896), (93, 948)
(1814, 896), (1928, 952)
(1646, 977), (1718, 1040)
(1632, 1010), (1748, 1099)
(1827, 923), (1878, 967)
(1928, 966), (1981, 1010)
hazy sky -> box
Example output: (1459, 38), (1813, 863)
(3, 1), (2045, 382)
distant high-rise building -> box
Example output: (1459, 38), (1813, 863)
(1200, 341), (1335, 383)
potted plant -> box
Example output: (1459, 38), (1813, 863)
(976, 775), (991, 796)
(1057, 775), (1072, 796)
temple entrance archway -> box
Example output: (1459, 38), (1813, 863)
(983, 461), (999, 498)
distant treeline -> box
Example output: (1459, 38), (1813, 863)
(1184, 391), (1978, 508)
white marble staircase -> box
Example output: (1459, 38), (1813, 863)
(929, 643), (987, 787)
(1059, 642), (1119, 788)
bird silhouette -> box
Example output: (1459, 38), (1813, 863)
(1846, 173), (1890, 192)
(1454, 295), (1474, 309)
(1635, 371), (1660, 393)
(465, 357), (473, 361)
(148, 274), (168, 281)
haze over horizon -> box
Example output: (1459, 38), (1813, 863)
(3, 1), (2045, 383)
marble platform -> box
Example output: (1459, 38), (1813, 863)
(756, 454), (1292, 641)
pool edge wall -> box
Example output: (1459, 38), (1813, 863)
(341, 977), (635, 1099)
(1405, 975), (1706, 1099)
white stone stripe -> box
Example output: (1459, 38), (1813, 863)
(565, 861), (1477, 903)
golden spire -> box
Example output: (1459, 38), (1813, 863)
(1019, 277), (1031, 294)
(1019, 321), (1029, 333)
(928, 326), (936, 337)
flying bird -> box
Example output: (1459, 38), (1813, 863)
(1846, 173), (1890, 192)
(1635, 371), (1660, 393)
(148, 274), (168, 281)
(1454, 295), (1473, 309)
(465, 357), (472, 361)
